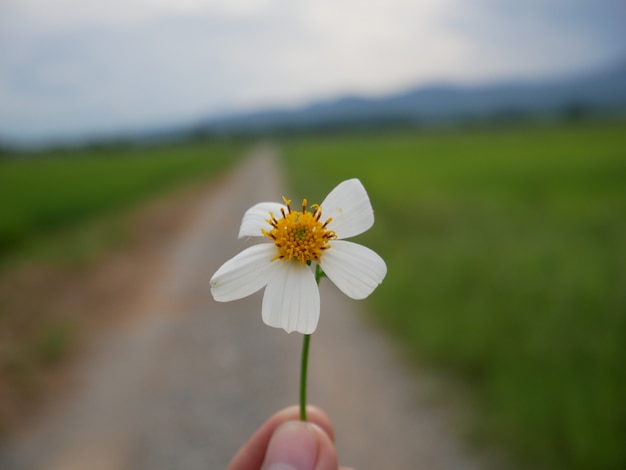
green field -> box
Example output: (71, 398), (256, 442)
(0, 139), (242, 433)
(282, 122), (626, 470)
(1, 122), (624, 467)
(0, 140), (241, 262)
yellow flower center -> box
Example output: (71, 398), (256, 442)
(263, 197), (336, 265)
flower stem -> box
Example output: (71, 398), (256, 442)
(300, 264), (325, 421)
(299, 333), (311, 421)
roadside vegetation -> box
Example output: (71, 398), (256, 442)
(282, 121), (626, 470)
(0, 140), (241, 263)
(0, 139), (241, 433)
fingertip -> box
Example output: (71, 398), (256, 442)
(261, 421), (338, 470)
(274, 405), (336, 442)
(261, 422), (315, 470)
(309, 423), (339, 470)
(227, 405), (337, 470)
(307, 405), (335, 441)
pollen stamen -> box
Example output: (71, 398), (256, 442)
(262, 198), (336, 265)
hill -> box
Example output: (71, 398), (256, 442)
(199, 60), (626, 134)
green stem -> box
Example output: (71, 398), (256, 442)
(299, 333), (311, 421)
(300, 264), (325, 421)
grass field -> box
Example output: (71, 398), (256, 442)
(0, 139), (242, 433)
(282, 122), (626, 470)
(0, 140), (241, 263)
(1, 123), (624, 467)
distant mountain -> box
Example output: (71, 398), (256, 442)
(199, 60), (626, 134)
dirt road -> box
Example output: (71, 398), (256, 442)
(0, 148), (494, 469)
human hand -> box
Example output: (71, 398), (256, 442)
(227, 405), (353, 470)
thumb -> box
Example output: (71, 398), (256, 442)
(261, 420), (338, 470)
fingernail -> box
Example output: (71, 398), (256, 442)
(262, 421), (319, 470)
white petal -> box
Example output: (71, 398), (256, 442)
(238, 202), (287, 238)
(262, 260), (320, 334)
(320, 240), (387, 300)
(210, 244), (279, 301)
(320, 178), (374, 239)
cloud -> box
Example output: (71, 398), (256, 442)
(444, 0), (626, 79)
(1, 0), (624, 143)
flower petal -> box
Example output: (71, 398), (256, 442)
(210, 244), (279, 301)
(320, 240), (387, 300)
(262, 260), (320, 334)
(320, 178), (374, 239)
(238, 202), (287, 238)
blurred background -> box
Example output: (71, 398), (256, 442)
(1, 1), (625, 469)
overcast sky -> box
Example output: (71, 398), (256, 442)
(1, 0), (625, 144)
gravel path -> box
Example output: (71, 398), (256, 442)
(0, 148), (494, 469)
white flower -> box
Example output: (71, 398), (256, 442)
(210, 178), (387, 334)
